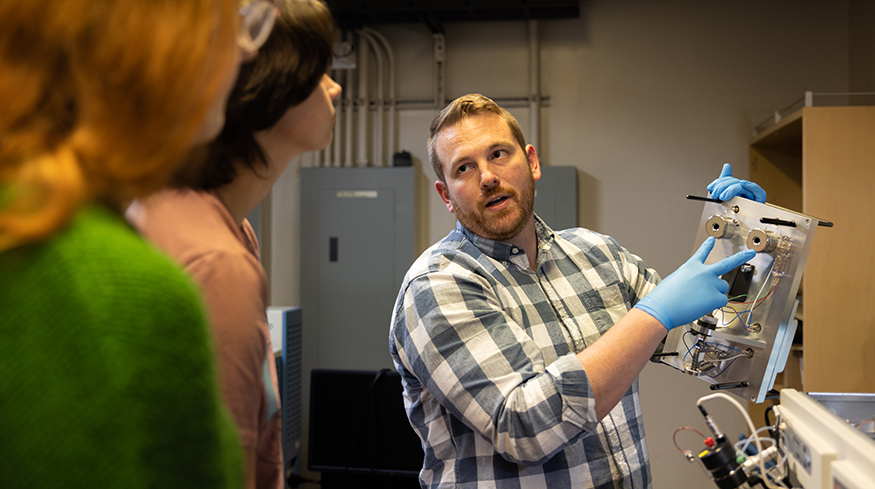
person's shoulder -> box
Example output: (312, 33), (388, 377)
(185, 246), (265, 299)
(556, 226), (616, 247)
(129, 188), (217, 227)
(0, 206), (208, 342)
(129, 189), (249, 264)
(407, 228), (481, 275)
(68, 206), (184, 269)
(554, 226), (629, 259)
(62, 206), (205, 313)
(0, 207), (224, 488)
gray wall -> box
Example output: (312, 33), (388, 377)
(268, 1), (864, 487)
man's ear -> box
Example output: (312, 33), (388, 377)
(526, 145), (542, 182)
(435, 180), (455, 213)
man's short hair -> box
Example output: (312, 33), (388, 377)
(178, 0), (336, 190)
(428, 93), (527, 183)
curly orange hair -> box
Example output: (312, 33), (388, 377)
(0, 0), (239, 251)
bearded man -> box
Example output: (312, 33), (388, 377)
(389, 93), (762, 489)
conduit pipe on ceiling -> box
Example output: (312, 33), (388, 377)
(355, 33), (370, 167)
(317, 68), (336, 167)
(433, 33), (446, 109)
(343, 45), (355, 167)
(330, 68), (344, 167)
(528, 19), (540, 150)
(362, 27), (396, 167)
(319, 22), (540, 168)
(358, 30), (384, 167)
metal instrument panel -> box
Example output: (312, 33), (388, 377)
(660, 197), (826, 403)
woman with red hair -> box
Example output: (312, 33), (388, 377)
(0, 0), (279, 487)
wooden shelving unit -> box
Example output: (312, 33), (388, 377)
(750, 105), (875, 394)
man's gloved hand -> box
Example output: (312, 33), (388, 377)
(707, 163), (767, 203)
(634, 237), (757, 330)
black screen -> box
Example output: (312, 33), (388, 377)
(308, 369), (424, 476)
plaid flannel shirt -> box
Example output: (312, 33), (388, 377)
(390, 216), (660, 489)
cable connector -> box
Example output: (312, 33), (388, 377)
(699, 405), (727, 444)
(683, 450), (696, 463)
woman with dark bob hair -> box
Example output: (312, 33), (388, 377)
(129, 1), (341, 488)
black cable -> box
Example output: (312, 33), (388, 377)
(681, 330), (696, 360)
(764, 404), (777, 441)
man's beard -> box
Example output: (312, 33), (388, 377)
(451, 172), (536, 242)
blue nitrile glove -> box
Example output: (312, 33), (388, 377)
(634, 237), (757, 330)
(707, 163), (767, 203)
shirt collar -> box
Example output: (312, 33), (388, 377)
(456, 214), (556, 264)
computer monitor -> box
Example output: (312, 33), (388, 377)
(308, 369), (423, 480)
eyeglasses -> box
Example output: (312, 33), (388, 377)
(237, 0), (283, 53)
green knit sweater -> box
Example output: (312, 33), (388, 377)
(0, 206), (243, 488)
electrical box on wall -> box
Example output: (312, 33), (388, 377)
(300, 167), (415, 372)
(534, 166), (577, 230)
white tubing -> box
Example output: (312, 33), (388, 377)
(528, 19), (540, 150)
(697, 393), (785, 489)
(343, 54), (354, 167)
(363, 27), (396, 166)
(358, 30), (383, 167)
(433, 33), (446, 109)
(355, 32), (369, 167)
(331, 69), (343, 167)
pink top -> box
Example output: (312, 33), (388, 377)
(128, 189), (283, 489)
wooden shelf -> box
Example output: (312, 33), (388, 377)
(750, 106), (875, 394)
(751, 109), (803, 147)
